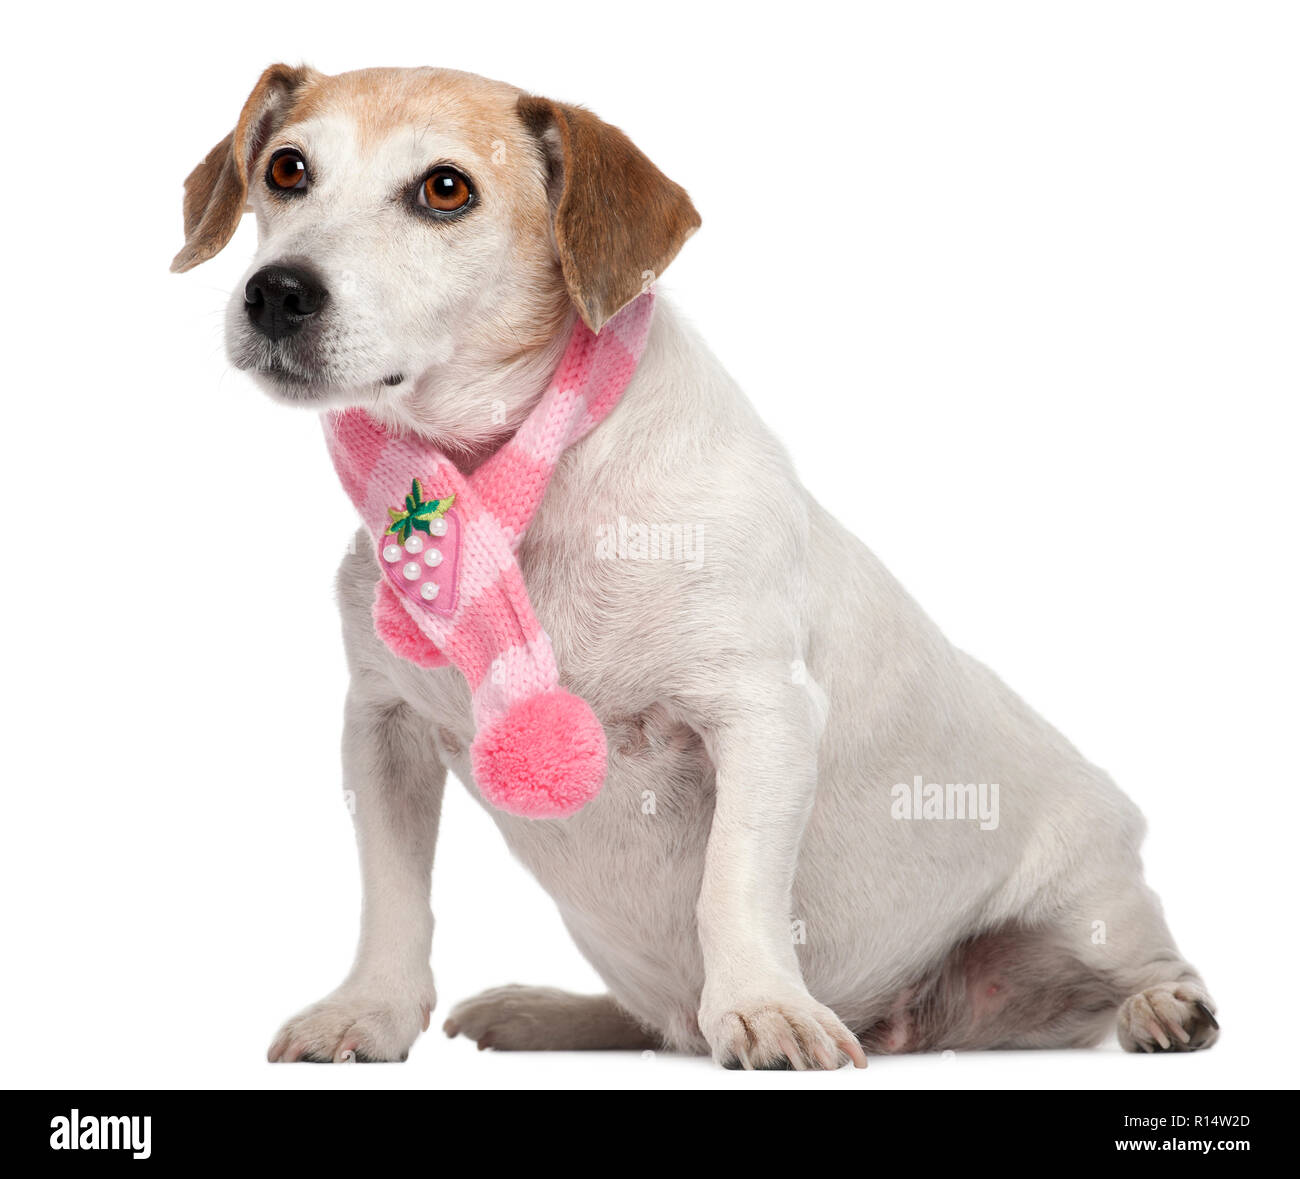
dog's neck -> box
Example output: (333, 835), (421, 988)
(365, 301), (578, 473)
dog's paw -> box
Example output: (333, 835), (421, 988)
(701, 992), (868, 1071)
(443, 985), (574, 1051)
(1117, 982), (1219, 1053)
(268, 983), (434, 1063)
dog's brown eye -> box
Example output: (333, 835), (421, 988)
(419, 167), (472, 213)
(267, 148), (308, 192)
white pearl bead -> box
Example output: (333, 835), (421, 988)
(429, 517), (448, 537)
(382, 544), (402, 563)
(424, 548), (443, 567)
(420, 581), (439, 601)
(404, 534), (424, 554)
(402, 561), (421, 581)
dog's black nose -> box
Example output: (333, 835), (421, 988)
(244, 265), (326, 339)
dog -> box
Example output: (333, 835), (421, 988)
(174, 64), (1218, 1068)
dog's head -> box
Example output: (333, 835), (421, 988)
(173, 65), (699, 447)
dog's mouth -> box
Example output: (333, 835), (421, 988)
(249, 357), (333, 402)
(234, 350), (405, 405)
(225, 304), (409, 404)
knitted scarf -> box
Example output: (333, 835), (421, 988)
(323, 291), (655, 820)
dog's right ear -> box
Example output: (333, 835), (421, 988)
(170, 64), (316, 273)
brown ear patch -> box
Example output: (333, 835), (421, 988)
(170, 64), (316, 273)
(518, 96), (700, 333)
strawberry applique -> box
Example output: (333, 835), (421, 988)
(378, 479), (460, 611)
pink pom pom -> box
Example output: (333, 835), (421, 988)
(471, 690), (607, 819)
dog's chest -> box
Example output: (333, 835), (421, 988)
(388, 644), (714, 913)
(396, 653), (712, 828)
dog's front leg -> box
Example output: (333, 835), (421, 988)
(695, 677), (868, 1071)
(268, 687), (442, 1062)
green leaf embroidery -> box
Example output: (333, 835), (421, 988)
(384, 480), (455, 542)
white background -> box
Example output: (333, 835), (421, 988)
(1, 0), (1295, 1091)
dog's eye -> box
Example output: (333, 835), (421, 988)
(267, 148), (308, 192)
(418, 167), (473, 214)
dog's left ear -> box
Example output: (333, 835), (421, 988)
(170, 63), (317, 273)
(518, 96), (701, 333)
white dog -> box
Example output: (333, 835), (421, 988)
(174, 64), (1218, 1068)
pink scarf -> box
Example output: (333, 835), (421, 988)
(323, 291), (655, 820)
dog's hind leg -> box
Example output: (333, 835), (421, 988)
(1068, 875), (1219, 1053)
(444, 986), (659, 1051)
